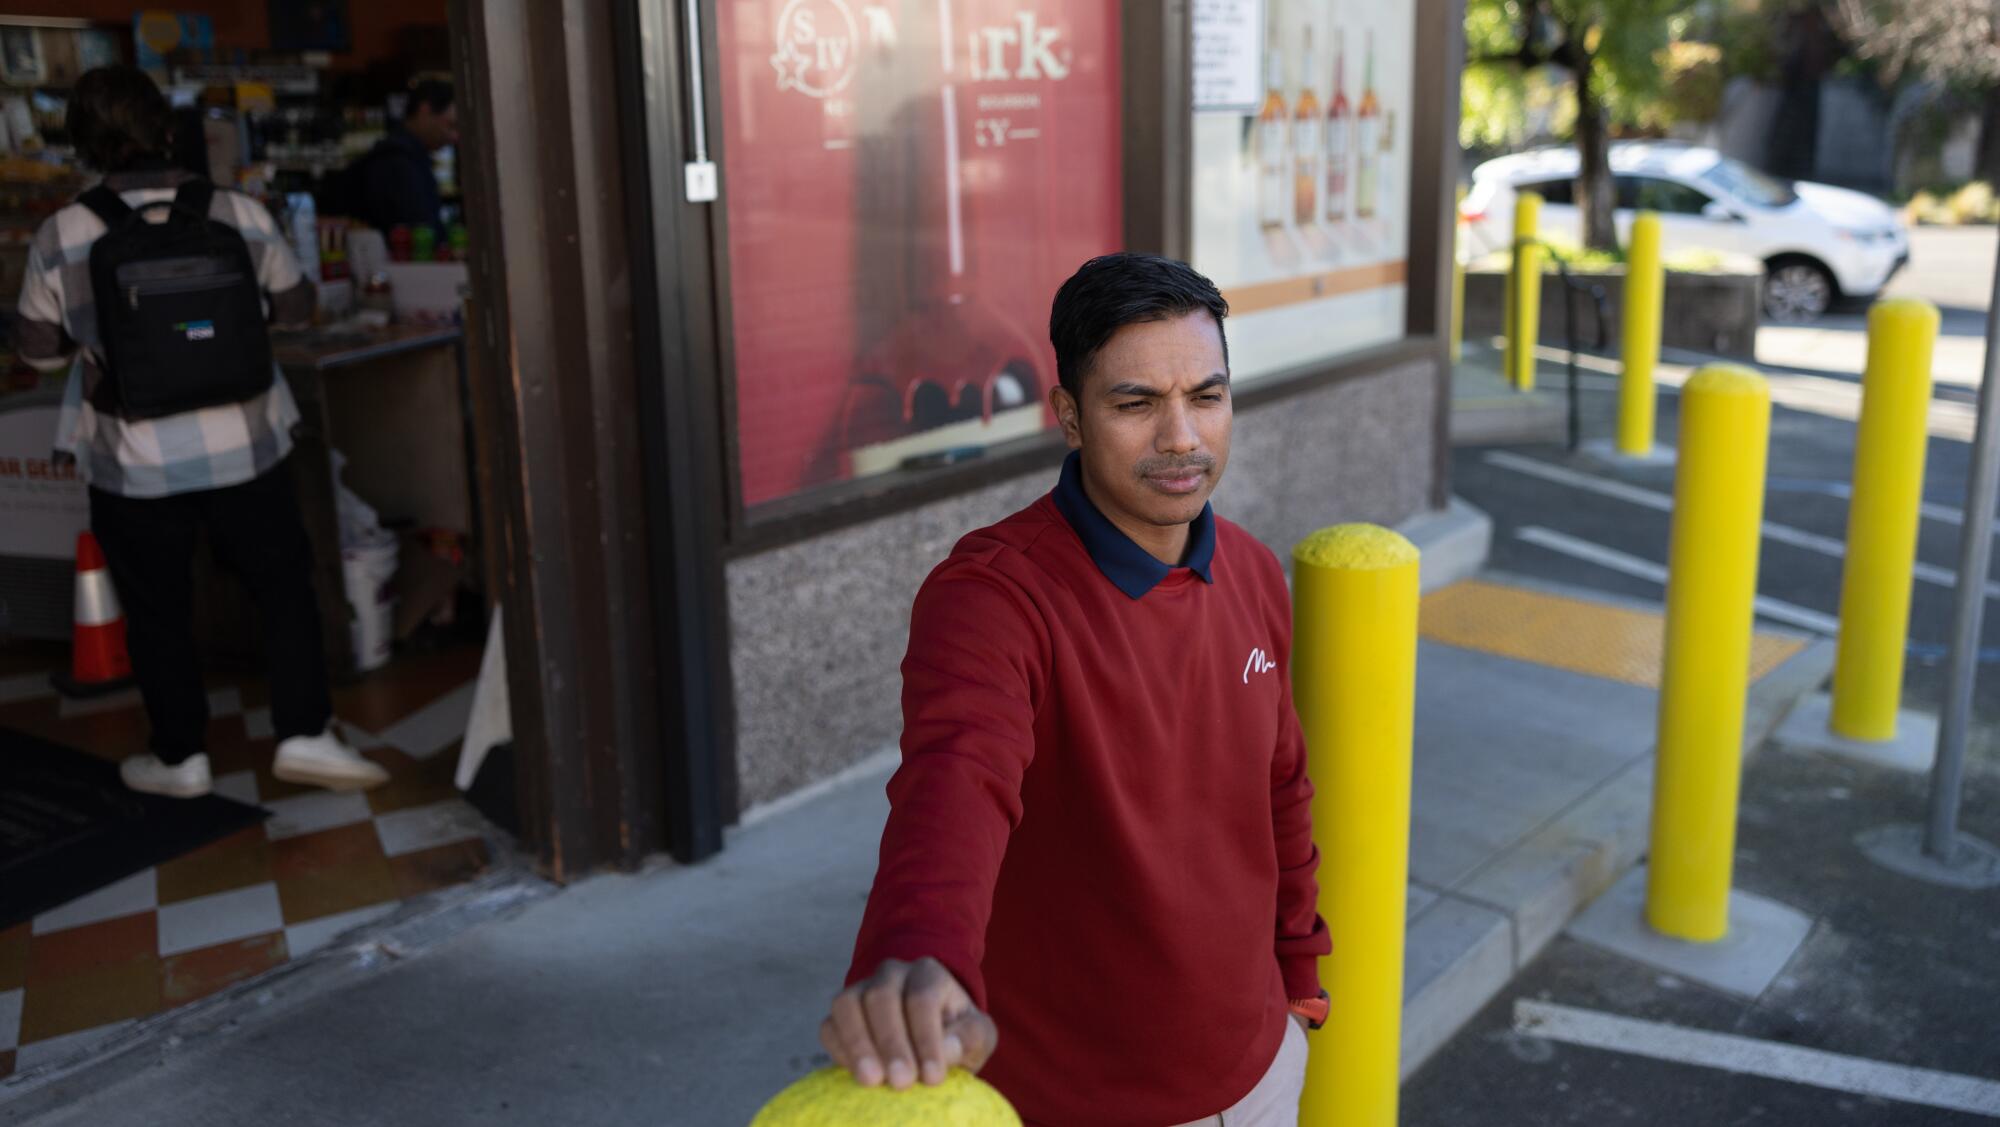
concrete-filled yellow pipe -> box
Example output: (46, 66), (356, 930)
(1647, 365), (1771, 941)
(1619, 212), (1664, 456)
(1452, 186), (1467, 365)
(1831, 298), (1941, 741)
(1508, 191), (1544, 392)
(1291, 524), (1420, 1127)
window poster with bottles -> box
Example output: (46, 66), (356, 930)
(716, 1), (1123, 510)
(1191, 0), (1413, 381)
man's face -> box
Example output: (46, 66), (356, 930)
(1050, 310), (1232, 537)
(409, 103), (459, 151)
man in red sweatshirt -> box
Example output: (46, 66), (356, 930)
(821, 253), (1330, 1126)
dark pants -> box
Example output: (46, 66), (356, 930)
(89, 460), (332, 766)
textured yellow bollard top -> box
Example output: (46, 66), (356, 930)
(1682, 363), (1767, 398)
(750, 1068), (1021, 1127)
(1293, 523), (1420, 571)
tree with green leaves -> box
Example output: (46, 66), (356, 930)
(1829, 0), (2000, 182)
(1466, 0), (1697, 251)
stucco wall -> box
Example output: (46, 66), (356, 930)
(724, 355), (1441, 810)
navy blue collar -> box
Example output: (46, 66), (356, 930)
(1051, 451), (1215, 600)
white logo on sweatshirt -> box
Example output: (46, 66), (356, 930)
(1243, 647), (1277, 684)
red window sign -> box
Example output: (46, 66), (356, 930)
(716, 0), (1123, 508)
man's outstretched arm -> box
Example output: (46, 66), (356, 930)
(827, 559), (1049, 1089)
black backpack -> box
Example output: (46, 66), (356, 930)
(78, 179), (274, 419)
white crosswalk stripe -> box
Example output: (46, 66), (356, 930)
(1516, 525), (1841, 635)
(1485, 450), (2000, 600)
(1514, 1000), (2000, 1118)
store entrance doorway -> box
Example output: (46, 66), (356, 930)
(0, 3), (519, 1080)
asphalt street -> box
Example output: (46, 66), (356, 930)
(1403, 735), (2000, 1125)
(1423, 225), (2000, 1124)
(1454, 224), (2000, 745)
(1759, 226), (1995, 389)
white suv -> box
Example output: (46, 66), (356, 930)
(1463, 141), (1910, 321)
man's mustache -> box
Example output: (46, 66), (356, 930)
(1135, 454), (1216, 476)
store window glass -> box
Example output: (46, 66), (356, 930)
(1190, 0), (1415, 382)
(715, 1), (1123, 511)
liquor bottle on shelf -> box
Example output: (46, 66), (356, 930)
(1292, 28), (1320, 226)
(1378, 108), (1396, 224)
(1257, 35), (1290, 230)
(1324, 28), (1350, 225)
(1355, 29), (1381, 221)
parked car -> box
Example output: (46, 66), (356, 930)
(1462, 141), (1909, 321)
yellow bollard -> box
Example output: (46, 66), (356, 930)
(1451, 186), (1467, 365)
(1501, 223), (1517, 381)
(1830, 297), (1941, 742)
(1509, 190), (1544, 392)
(1291, 524), (1420, 1127)
(1619, 212), (1664, 456)
(1646, 365), (1771, 942)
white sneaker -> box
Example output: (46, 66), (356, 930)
(120, 752), (213, 798)
(273, 731), (390, 792)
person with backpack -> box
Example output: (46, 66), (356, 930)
(15, 65), (388, 798)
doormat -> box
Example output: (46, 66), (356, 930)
(0, 729), (266, 930)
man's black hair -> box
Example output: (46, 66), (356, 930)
(1049, 253), (1229, 398)
(67, 66), (172, 173)
(405, 78), (454, 119)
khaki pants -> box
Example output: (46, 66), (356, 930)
(1166, 1017), (1309, 1127)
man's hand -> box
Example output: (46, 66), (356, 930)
(820, 957), (998, 1090)
(1292, 1012), (1312, 1033)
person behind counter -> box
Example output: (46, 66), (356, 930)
(16, 64), (390, 798)
(340, 78), (457, 236)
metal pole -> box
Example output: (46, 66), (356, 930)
(1928, 235), (2000, 859)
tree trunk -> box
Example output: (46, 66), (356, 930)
(1573, 55), (1619, 252)
(1977, 84), (2000, 185)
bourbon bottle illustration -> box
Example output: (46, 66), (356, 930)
(1292, 28), (1320, 225)
(1257, 36), (1290, 230)
(1355, 29), (1381, 221)
(1378, 107), (1396, 222)
(1324, 28), (1350, 224)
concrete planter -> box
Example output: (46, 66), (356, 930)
(1463, 266), (1763, 361)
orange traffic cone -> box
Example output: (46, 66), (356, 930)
(51, 531), (134, 698)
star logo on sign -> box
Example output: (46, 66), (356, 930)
(769, 38), (813, 93)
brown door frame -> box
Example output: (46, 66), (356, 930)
(450, 0), (736, 874)
(612, 0), (740, 856)
(1411, 0), (1469, 510)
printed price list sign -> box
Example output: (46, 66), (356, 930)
(1193, 0), (1263, 112)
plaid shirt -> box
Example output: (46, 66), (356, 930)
(15, 167), (314, 498)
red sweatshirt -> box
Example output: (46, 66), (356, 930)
(846, 455), (1329, 1126)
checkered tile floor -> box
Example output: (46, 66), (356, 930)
(0, 647), (496, 1080)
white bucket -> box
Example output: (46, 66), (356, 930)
(342, 534), (399, 672)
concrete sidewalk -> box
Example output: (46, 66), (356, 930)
(2, 574), (1835, 1126)
(1450, 339), (1572, 447)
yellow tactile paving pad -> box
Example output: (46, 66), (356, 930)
(1419, 580), (1809, 689)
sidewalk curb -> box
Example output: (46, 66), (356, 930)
(1397, 629), (1836, 1081)
(1397, 497), (1493, 595)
